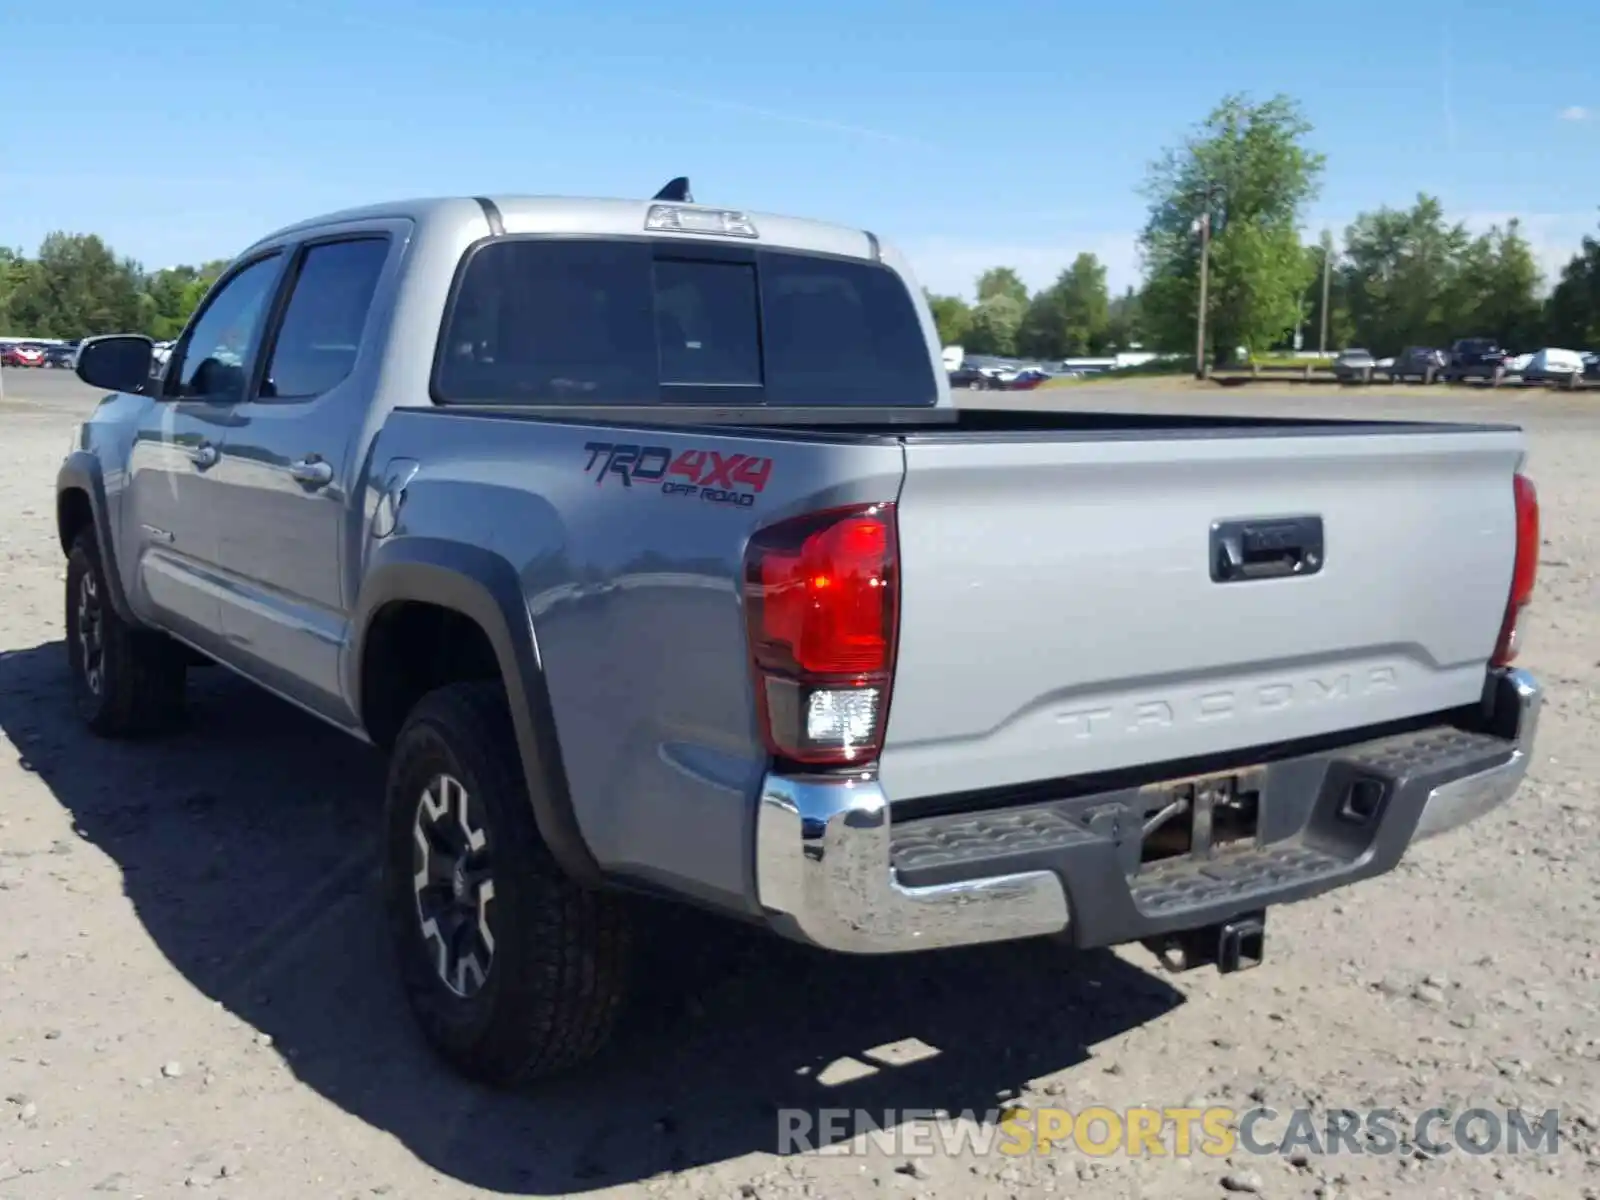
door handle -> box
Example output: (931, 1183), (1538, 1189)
(1210, 516), (1324, 582)
(289, 457), (334, 488)
(188, 442), (219, 470)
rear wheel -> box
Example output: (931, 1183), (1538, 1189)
(383, 680), (632, 1085)
(64, 529), (187, 736)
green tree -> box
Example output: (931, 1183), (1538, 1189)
(1340, 195), (1472, 354)
(0, 247), (31, 332)
(925, 292), (973, 347)
(1056, 253), (1110, 354)
(1456, 219), (1543, 349)
(1017, 253), (1112, 358)
(1139, 93), (1325, 363)
(1017, 289), (1062, 358)
(0, 234), (234, 339)
(142, 262), (230, 340)
(145, 266), (200, 340)
(7, 233), (145, 337)
(964, 293), (1024, 356)
(1543, 218), (1600, 348)
(1105, 287), (1145, 350)
(976, 266), (1029, 308)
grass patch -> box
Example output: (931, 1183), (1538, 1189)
(1249, 355), (1333, 369)
(1041, 358), (1193, 387)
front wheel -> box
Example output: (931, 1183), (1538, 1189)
(64, 529), (187, 736)
(383, 681), (632, 1086)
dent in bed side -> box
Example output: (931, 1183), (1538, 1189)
(349, 536), (602, 885)
(56, 447), (140, 625)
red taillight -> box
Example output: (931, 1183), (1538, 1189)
(1492, 473), (1539, 666)
(743, 503), (899, 766)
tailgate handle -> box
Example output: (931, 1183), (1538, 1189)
(1210, 516), (1324, 583)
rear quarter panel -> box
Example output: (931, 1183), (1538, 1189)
(363, 409), (905, 914)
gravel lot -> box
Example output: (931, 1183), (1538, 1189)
(1, 367), (1597, 1200)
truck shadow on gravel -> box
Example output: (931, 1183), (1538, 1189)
(0, 640), (1185, 1195)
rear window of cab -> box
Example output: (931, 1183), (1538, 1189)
(432, 238), (937, 407)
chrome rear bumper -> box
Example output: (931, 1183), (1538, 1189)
(754, 773), (1070, 954)
(753, 668), (1542, 955)
(1413, 668), (1541, 840)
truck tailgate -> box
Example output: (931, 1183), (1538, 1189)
(878, 427), (1525, 801)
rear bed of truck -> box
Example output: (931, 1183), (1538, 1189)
(388, 390), (1538, 961)
(878, 413), (1526, 800)
(747, 405), (1540, 961)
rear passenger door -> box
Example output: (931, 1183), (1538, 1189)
(209, 229), (398, 723)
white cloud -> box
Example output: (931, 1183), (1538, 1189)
(1558, 105), (1591, 122)
(898, 232), (1143, 301)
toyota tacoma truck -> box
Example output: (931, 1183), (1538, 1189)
(57, 181), (1542, 1086)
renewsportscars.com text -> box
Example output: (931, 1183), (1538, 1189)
(778, 1105), (1563, 1158)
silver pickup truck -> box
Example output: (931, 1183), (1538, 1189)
(57, 182), (1542, 1086)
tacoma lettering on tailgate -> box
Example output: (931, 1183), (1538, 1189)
(1054, 666), (1402, 739)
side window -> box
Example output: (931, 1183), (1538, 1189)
(261, 238), (389, 400)
(167, 255), (282, 402)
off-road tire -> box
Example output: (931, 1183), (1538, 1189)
(383, 680), (631, 1086)
(64, 528), (187, 736)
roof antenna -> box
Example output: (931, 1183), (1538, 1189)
(652, 176), (693, 203)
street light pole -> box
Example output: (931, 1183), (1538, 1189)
(1318, 230), (1333, 355)
(1194, 211), (1211, 379)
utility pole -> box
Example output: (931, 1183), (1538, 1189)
(1188, 176), (1224, 379)
(1318, 230), (1333, 355)
(1194, 211), (1211, 379)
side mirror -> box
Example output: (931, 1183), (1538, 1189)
(75, 335), (155, 394)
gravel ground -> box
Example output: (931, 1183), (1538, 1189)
(1, 368), (1598, 1200)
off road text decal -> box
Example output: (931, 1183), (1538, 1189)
(582, 442), (773, 508)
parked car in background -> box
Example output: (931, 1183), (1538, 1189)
(1002, 367), (1050, 391)
(1584, 352), (1599, 380)
(977, 364), (1051, 391)
(1331, 348), (1376, 382)
(948, 360), (998, 390)
(1520, 348), (1586, 384)
(43, 345), (77, 369)
(1387, 347), (1448, 382)
(2, 342), (47, 368)
(1442, 338), (1509, 382)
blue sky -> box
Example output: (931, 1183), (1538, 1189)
(2, 0), (1595, 299)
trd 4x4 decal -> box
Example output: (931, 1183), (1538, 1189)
(582, 442), (773, 508)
